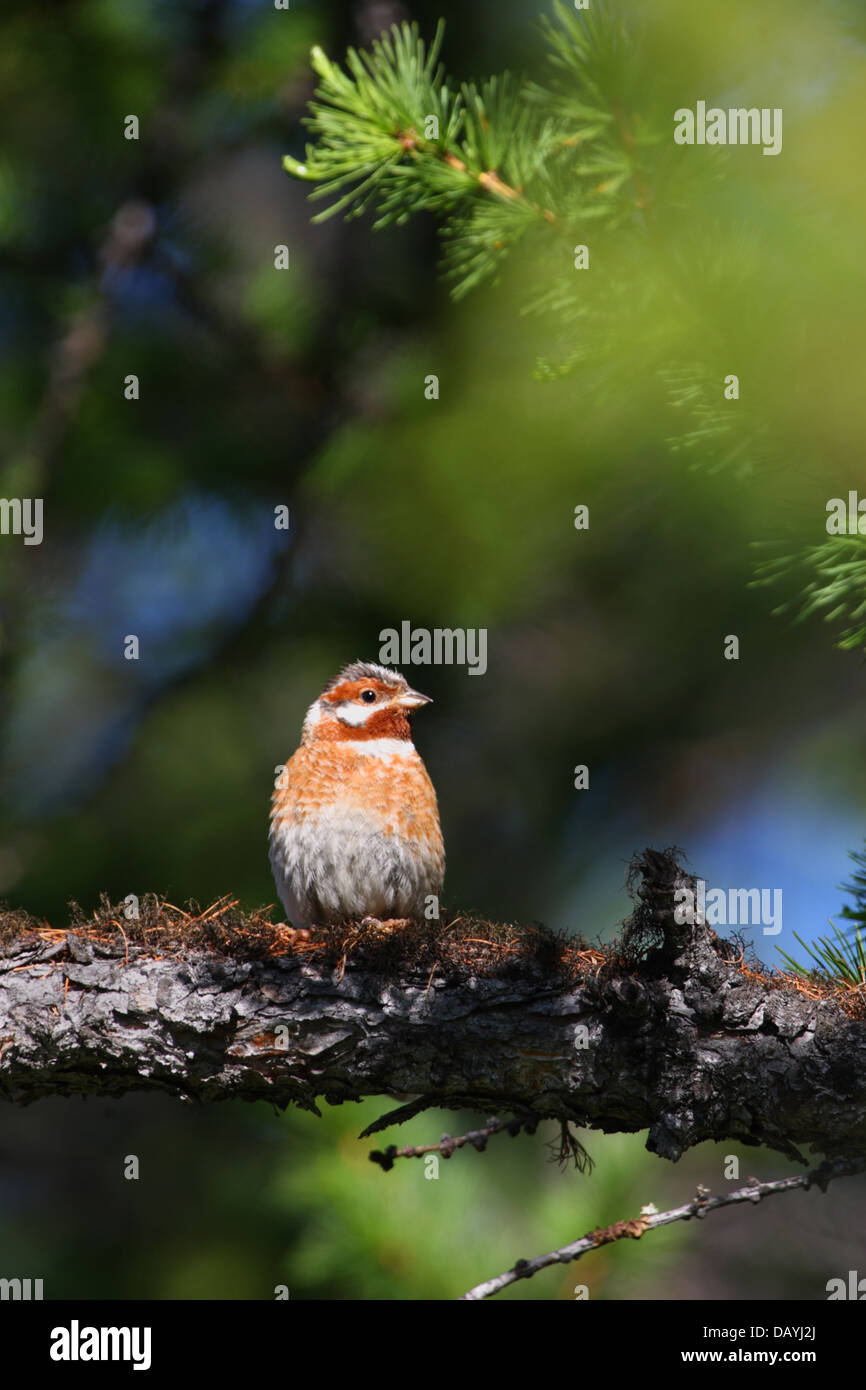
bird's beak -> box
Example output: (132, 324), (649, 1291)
(396, 687), (432, 710)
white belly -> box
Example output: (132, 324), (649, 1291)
(268, 809), (441, 928)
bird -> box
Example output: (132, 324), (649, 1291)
(269, 660), (445, 931)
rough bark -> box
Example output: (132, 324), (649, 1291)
(1, 849), (863, 1164)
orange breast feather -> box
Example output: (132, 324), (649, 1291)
(271, 742), (443, 856)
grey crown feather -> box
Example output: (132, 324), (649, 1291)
(323, 660), (405, 693)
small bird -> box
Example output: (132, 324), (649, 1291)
(269, 661), (445, 930)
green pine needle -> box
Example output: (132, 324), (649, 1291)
(777, 843), (866, 987)
(282, 10), (649, 297)
(777, 923), (866, 988)
(752, 534), (866, 654)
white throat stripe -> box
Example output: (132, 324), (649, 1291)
(344, 738), (415, 758)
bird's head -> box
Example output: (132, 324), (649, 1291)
(302, 661), (432, 743)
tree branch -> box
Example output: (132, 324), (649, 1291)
(461, 1155), (866, 1301)
(367, 1112), (541, 1171)
(1, 851), (864, 1172)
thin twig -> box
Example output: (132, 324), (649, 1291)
(370, 1114), (537, 1171)
(439, 150), (558, 223)
(461, 1155), (866, 1300)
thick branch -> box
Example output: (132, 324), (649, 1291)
(1, 851), (864, 1165)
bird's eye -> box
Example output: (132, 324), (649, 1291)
(361, 689), (377, 703)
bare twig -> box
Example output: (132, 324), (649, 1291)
(369, 1113), (538, 1170)
(461, 1155), (866, 1300)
